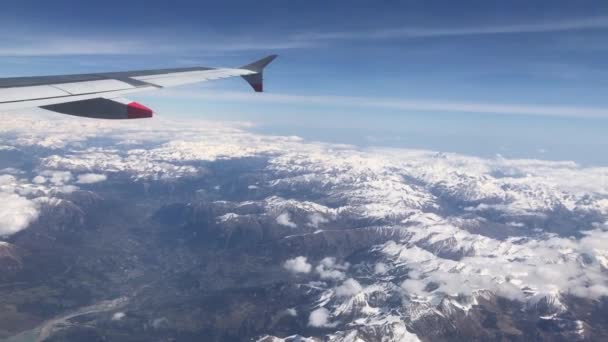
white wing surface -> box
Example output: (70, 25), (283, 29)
(0, 55), (277, 119)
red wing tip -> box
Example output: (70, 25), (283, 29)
(127, 102), (154, 119)
(252, 84), (263, 92)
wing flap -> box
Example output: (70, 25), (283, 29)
(52, 79), (135, 95)
(41, 97), (153, 119)
(131, 68), (255, 87)
(0, 85), (69, 102)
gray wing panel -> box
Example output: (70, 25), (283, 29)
(0, 67), (214, 89)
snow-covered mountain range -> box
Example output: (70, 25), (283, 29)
(0, 112), (607, 341)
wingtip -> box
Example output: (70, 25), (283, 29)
(240, 54), (277, 92)
(240, 54), (278, 73)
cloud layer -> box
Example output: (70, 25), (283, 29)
(156, 89), (608, 119)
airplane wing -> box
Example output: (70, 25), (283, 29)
(0, 55), (277, 119)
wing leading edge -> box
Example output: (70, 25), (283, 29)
(0, 54), (277, 119)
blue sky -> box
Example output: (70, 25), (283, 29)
(1, 1), (608, 164)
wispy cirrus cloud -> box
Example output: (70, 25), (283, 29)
(0, 30), (313, 57)
(0, 38), (147, 57)
(151, 89), (608, 119)
(1, 16), (607, 57)
(293, 16), (608, 41)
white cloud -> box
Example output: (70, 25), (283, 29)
(32, 176), (46, 184)
(308, 307), (332, 327)
(335, 278), (363, 297)
(308, 213), (329, 228)
(286, 308), (297, 317)
(112, 312), (126, 321)
(0, 193), (39, 237)
(374, 262), (388, 274)
(401, 277), (428, 296)
(76, 173), (107, 184)
(40, 170), (72, 186)
(283, 256), (312, 274)
(60, 185), (79, 193)
(316, 257), (349, 281)
(0, 175), (16, 189)
(276, 212), (297, 228)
